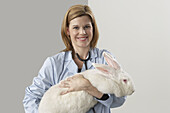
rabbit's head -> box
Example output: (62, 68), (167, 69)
(92, 52), (135, 96)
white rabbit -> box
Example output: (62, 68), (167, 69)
(38, 52), (135, 113)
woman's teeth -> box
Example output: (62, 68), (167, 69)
(78, 37), (87, 41)
(79, 38), (86, 40)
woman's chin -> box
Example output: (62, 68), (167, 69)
(77, 44), (90, 49)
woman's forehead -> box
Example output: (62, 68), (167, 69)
(69, 16), (92, 26)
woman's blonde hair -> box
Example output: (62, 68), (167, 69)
(61, 5), (99, 51)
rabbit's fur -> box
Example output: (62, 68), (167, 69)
(38, 52), (135, 113)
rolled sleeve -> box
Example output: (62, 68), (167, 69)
(23, 57), (54, 113)
(95, 94), (126, 108)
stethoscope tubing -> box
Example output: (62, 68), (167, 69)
(76, 52), (91, 70)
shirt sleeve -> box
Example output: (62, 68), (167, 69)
(23, 57), (54, 113)
(95, 94), (126, 108)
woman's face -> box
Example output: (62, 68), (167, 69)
(67, 15), (93, 50)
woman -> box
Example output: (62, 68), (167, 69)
(23, 5), (125, 113)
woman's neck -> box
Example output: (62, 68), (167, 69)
(73, 47), (90, 59)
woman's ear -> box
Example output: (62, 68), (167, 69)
(66, 27), (70, 36)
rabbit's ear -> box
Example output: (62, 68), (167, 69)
(92, 63), (114, 75)
(103, 52), (121, 70)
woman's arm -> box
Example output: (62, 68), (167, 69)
(59, 74), (126, 108)
(86, 84), (126, 108)
(95, 94), (126, 108)
(23, 57), (54, 113)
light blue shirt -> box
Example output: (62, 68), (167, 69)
(23, 48), (125, 113)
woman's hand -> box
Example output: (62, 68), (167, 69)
(59, 74), (103, 99)
(59, 74), (92, 95)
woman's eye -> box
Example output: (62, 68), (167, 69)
(73, 27), (79, 29)
(84, 26), (90, 29)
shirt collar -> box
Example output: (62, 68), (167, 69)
(64, 48), (98, 61)
(64, 48), (98, 74)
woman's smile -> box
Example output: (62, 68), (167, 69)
(77, 36), (88, 41)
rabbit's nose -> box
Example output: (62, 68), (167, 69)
(131, 90), (135, 94)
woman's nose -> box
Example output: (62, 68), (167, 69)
(79, 28), (86, 34)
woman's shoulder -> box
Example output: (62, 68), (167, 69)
(92, 48), (114, 58)
(51, 51), (65, 60)
(49, 50), (73, 63)
(91, 48), (116, 64)
(41, 52), (66, 67)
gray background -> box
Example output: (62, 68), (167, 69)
(0, 0), (87, 113)
(1, 0), (170, 113)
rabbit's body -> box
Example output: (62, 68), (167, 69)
(39, 69), (99, 113)
(38, 81), (97, 113)
(83, 69), (121, 95)
(38, 52), (135, 113)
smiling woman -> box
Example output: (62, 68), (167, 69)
(23, 4), (126, 113)
(61, 5), (99, 54)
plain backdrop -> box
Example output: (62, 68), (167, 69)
(89, 0), (170, 113)
(0, 0), (87, 113)
(1, 0), (170, 113)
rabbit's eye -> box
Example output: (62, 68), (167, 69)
(123, 79), (127, 83)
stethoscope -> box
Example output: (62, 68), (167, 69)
(76, 52), (91, 70)
(76, 51), (96, 113)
